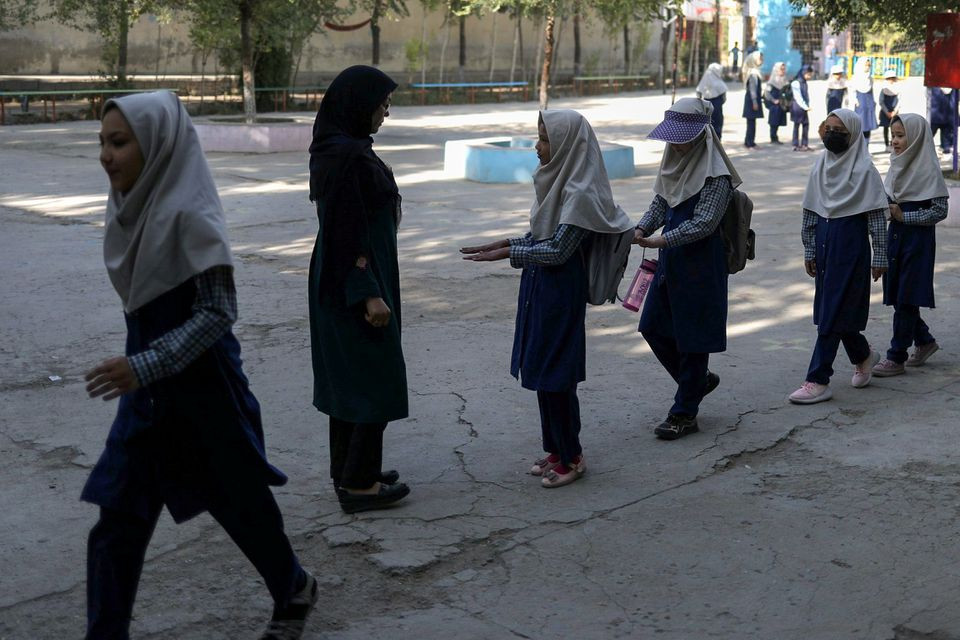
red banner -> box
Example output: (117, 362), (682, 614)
(925, 13), (960, 88)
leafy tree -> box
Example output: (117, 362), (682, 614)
(356, 0), (410, 65)
(792, 0), (957, 42)
(0, 0), (38, 31)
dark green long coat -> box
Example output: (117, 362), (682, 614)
(308, 177), (408, 424)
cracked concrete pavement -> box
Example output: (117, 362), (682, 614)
(2, 79), (960, 639)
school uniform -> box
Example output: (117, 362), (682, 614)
(795, 108), (890, 392)
(852, 60), (878, 137)
(879, 113), (950, 366)
(791, 73), (812, 148)
(743, 74), (764, 147)
(826, 84), (847, 113)
(697, 63), (728, 140)
(765, 83), (788, 141)
(638, 97), (741, 430)
(928, 88), (957, 152)
(879, 86), (900, 147)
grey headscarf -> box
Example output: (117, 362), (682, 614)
(802, 108), (888, 219)
(884, 113), (949, 203)
(528, 109), (633, 240)
(102, 91), (232, 313)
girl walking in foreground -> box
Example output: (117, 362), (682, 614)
(789, 109), (889, 404)
(83, 91), (316, 640)
(872, 114), (949, 377)
(461, 109), (634, 487)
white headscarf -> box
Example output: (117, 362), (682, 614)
(768, 62), (789, 90)
(652, 98), (743, 208)
(697, 63), (727, 100)
(802, 108), (888, 219)
(881, 76), (901, 97)
(827, 66), (846, 90)
(102, 91), (232, 313)
(851, 58), (873, 94)
(529, 109), (633, 241)
(743, 51), (763, 88)
(884, 113), (949, 203)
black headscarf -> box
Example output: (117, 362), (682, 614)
(308, 65), (399, 297)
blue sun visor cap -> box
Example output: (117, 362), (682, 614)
(648, 109), (712, 143)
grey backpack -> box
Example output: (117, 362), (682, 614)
(720, 189), (756, 274)
(585, 228), (634, 305)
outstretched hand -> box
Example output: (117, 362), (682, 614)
(461, 239), (510, 262)
(634, 234), (667, 249)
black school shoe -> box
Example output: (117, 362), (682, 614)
(654, 414), (699, 440)
(259, 571), (319, 640)
(704, 371), (720, 396)
(337, 482), (410, 514)
(332, 470), (400, 489)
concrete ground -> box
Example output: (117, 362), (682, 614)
(1, 79), (959, 640)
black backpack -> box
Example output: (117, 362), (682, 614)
(720, 189), (756, 274)
(780, 83), (794, 111)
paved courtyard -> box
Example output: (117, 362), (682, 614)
(2, 79), (960, 640)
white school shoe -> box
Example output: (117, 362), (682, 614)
(788, 381), (833, 404)
(851, 351), (880, 388)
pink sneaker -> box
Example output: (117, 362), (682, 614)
(788, 381), (832, 404)
(906, 342), (939, 367)
(852, 351), (880, 388)
(872, 358), (905, 377)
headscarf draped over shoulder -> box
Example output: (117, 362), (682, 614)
(884, 113), (949, 203)
(697, 63), (727, 100)
(528, 109), (633, 241)
(102, 90), (232, 313)
(648, 97), (742, 208)
(802, 108), (888, 219)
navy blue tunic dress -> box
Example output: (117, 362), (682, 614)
(511, 244), (588, 392)
(856, 90), (878, 132)
(883, 200), (936, 308)
(639, 191), (728, 353)
(82, 280), (286, 524)
(742, 76), (764, 119)
(766, 86), (787, 127)
(813, 214), (871, 335)
(826, 87), (846, 113)
(706, 94), (726, 137)
(879, 92), (900, 127)
(791, 79), (810, 124)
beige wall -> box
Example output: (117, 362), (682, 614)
(0, 6), (667, 82)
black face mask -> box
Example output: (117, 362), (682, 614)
(823, 131), (850, 154)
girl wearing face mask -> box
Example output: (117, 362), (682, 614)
(789, 109), (889, 404)
(852, 58), (878, 142)
(633, 98), (741, 439)
(871, 114), (949, 377)
(461, 110), (634, 488)
(764, 61), (789, 144)
(742, 51), (765, 150)
(83, 91), (317, 640)
(308, 65), (411, 513)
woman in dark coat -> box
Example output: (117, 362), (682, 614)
(634, 98), (741, 439)
(83, 91), (316, 640)
(872, 114), (949, 377)
(308, 66), (410, 513)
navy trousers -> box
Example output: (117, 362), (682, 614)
(806, 332), (871, 385)
(329, 417), (386, 489)
(86, 485), (303, 640)
(537, 388), (582, 465)
(888, 304), (935, 363)
(770, 124), (782, 142)
(642, 330), (710, 417)
(745, 118), (757, 147)
(930, 124), (955, 152)
(793, 122), (809, 147)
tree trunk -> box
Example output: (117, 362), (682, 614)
(671, 16), (680, 103)
(488, 10), (497, 82)
(154, 20), (162, 83)
(573, 4), (581, 76)
(539, 15), (555, 110)
(420, 4), (427, 85)
(439, 12), (450, 83)
(659, 13), (671, 93)
(371, 0), (382, 66)
(200, 50), (207, 115)
(550, 15), (564, 85)
(531, 15), (543, 85)
(714, 0), (722, 66)
(116, 0), (129, 87)
(510, 9), (520, 83)
(240, 0), (256, 123)
(458, 15), (466, 82)
(623, 24), (630, 74)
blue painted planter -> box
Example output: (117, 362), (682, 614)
(444, 136), (635, 183)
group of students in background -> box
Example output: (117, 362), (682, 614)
(697, 53), (959, 155)
(76, 63), (949, 638)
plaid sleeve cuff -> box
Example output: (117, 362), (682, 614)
(801, 209), (818, 261)
(867, 209), (888, 267)
(127, 350), (163, 387)
(509, 243), (529, 269)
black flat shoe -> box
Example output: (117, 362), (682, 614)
(337, 483), (410, 514)
(704, 371), (720, 396)
(654, 414), (699, 440)
(380, 469), (400, 485)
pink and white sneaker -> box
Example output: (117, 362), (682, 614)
(788, 381), (833, 404)
(852, 351), (880, 388)
(872, 358), (905, 377)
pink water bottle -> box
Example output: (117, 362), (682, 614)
(622, 258), (658, 312)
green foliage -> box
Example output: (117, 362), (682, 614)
(792, 0), (956, 42)
(0, 0), (38, 30)
(405, 37), (428, 70)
